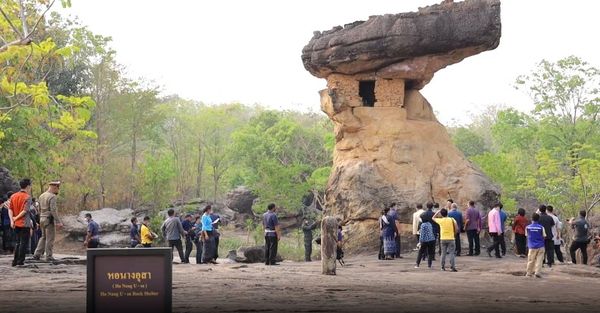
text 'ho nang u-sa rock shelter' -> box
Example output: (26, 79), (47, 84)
(301, 0), (502, 253)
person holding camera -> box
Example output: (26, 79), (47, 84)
(568, 210), (590, 265)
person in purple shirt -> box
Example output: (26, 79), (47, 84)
(463, 200), (481, 256)
(129, 217), (140, 248)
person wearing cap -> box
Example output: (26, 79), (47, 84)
(32, 181), (63, 261)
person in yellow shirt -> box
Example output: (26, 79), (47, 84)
(433, 208), (459, 272)
(140, 216), (157, 247)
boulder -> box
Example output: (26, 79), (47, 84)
(0, 167), (19, 196)
(236, 246), (283, 263)
(302, 0), (501, 88)
(62, 208), (134, 247)
(225, 186), (257, 214)
(301, 0), (501, 254)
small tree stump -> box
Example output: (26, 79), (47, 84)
(321, 216), (338, 275)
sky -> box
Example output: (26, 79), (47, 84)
(57, 0), (600, 124)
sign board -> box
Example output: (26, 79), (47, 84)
(87, 248), (172, 313)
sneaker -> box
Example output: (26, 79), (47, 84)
(45, 257), (56, 262)
(534, 274), (542, 278)
(30, 255), (41, 261)
(414, 265), (420, 269)
(451, 268), (458, 272)
(441, 267), (446, 271)
(487, 251), (492, 258)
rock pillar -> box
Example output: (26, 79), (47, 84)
(321, 216), (338, 275)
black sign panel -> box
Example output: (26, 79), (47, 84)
(87, 248), (172, 313)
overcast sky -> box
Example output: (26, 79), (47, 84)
(58, 0), (600, 124)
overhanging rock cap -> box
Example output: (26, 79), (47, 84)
(301, 0), (501, 86)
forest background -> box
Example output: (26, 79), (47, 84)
(1, 1), (599, 221)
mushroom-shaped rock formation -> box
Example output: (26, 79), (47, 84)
(301, 0), (502, 254)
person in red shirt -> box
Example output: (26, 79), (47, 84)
(8, 178), (33, 267)
(512, 208), (529, 258)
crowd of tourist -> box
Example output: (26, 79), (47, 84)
(1, 177), (599, 275)
(401, 199), (600, 276)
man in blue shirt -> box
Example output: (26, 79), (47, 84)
(181, 214), (194, 264)
(84, 213), (100, 248)
(201, 206), (217, 264)
(263, 203), (280, 266)
(499, 206), (508, 256)
(526, 213), (546, 278)
(448, 202), (463, 256)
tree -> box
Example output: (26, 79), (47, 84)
(451, 127), (488, 157)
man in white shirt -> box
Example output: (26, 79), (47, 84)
(547, 206), (564, 263)
(412, 204), (425, 250)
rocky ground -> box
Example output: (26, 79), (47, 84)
(1, 250), (599, 313)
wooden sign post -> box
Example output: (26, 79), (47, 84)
(86, 248), (172, 313)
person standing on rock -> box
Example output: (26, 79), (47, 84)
(380, 207), (397, 260)
(568, 210), (590, 265)
(537, 205), (555, 268)
(263, 203), (281, 266)
(547, 206), (564, 264)
(464, 201), (482, 256)
(83, 213), (100, 248)
(512, 208), (529, 258)
(8, 179), (35, 266)
(32, 181), (63, 261)
(161, 209), (187, 263)
(486, 203), (503, 259)
(433, 208), (459, 272)
(302, 219), (318, 262)
(525, 213), (546, 278)
(201, 206), (218, 264)
(182, 214), (194, 263)
(140, 216), (156, 248)
(448, 203), (463, 256)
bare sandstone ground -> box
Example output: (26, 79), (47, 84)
(1, 250), (599, 313)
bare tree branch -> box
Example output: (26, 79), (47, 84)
(18, 0), (29, 37)
(0, 6), (23, 38)
(28, 0), (57, 40)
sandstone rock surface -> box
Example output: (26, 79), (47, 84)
(302, 0), (502, 254)
(224, 186), (257, 215)
(302, 0), (501, 88)
(62, 208), (133, 247)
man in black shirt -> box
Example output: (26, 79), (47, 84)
(538, 205), (555, 268)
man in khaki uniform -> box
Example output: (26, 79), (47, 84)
(32, 181), (62, 261)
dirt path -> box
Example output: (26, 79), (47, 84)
(0, 252), (599, 313)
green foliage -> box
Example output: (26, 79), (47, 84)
(231, 111), (331, 211)
(451, 127), (488, 157)
(137, 152), (177, 209)
(149, 215), (165, 245)
(453, 56), (600, 216)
